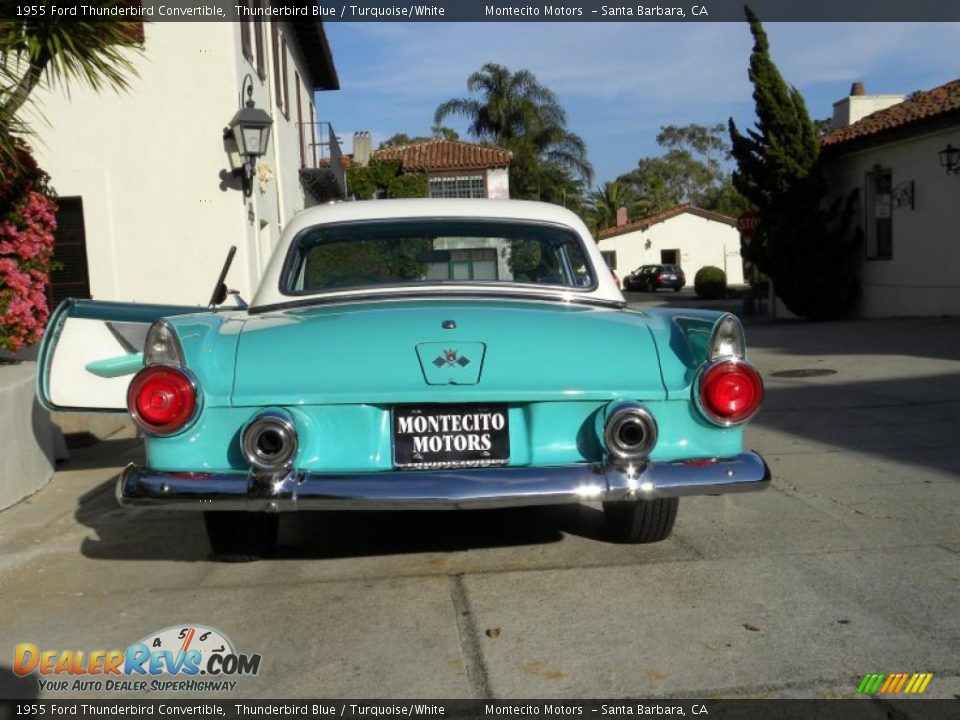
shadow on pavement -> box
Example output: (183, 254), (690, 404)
(747, 316), (960, 363)
(754, 372), (960, 475)
(273, 504), (610, 559)
(56, 437), (143, 472)
(75, 477), (614, 562)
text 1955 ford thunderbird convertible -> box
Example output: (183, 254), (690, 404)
(37, 199), (768, 559)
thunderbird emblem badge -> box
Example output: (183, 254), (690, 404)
(434, 349), (470, 368)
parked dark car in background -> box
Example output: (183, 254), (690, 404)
(624, 264), (686, 292)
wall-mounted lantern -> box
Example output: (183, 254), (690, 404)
(938, 144), (960, 175)
(224, 74), (273, 197)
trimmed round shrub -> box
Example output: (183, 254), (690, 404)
(694, 266), (727, 300)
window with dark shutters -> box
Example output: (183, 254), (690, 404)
(47, 198), (92, 310)
(865, 167), (893, 260)
(253, 7), (265, 80)
(240, 7), (252, 63)
(281, 37), (289, 120)
(272, 23), (283, 113)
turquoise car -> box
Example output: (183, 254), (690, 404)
(37, 199), (768, 560)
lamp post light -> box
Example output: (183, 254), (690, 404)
(226, 74), (273, 196)
(938, 144), (960, 175)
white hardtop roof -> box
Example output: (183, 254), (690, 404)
(250, 198), (624, 309)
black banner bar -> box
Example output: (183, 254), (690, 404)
(2, 0), (960, 22)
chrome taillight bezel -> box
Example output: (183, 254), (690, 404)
(127, 364), (202, 437)
(694, 358), (764, 427)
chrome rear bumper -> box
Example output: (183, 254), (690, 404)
(116, 452), (770, 511)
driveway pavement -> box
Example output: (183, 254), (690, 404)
(0, 317), (957, 700)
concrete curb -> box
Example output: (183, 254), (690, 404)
(0, 361), (57, 511)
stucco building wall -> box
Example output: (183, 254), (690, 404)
(597, 211), (744, 285)
(28, 22), (327, 307)
(485, 168), (510, 199)
(825, 126), (960, 317)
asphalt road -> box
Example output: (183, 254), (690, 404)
(0, 316), (958, 700)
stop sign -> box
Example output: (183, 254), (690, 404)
(737, 210), (760, 237)
(737, 211), (759, 237)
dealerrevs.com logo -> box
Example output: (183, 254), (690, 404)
(13, 625), (261, 693)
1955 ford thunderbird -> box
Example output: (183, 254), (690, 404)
(37, 199), (769, 560)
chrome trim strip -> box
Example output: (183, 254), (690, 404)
(117, 452), (770, 512)
(248, 291), (627, 315)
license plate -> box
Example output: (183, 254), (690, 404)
(393, 404), (510, 468)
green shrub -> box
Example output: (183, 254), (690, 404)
(387, 173), (427, 198)
(694, 266), (727, 299)
(346, 160), (404, 200)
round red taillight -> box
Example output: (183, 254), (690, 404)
(127, 366), (198, 435)
(697, 360), (763, 425)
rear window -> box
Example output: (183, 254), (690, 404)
(282, 219), (596, 294)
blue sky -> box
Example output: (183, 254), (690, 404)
(318, 22), (958, 185)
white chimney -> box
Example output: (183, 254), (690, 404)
(831, 82), (904, 129)
(353, 131), (372, 167)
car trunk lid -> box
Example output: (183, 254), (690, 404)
(231, 298), (666, 406)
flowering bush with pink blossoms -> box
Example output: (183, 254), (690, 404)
(0, 145), (57, 353)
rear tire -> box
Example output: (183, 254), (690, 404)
(603, 497), (678, 543)
(204, 511), (279, 561)
(673, 286), (681, 292)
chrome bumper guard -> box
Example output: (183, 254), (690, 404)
(116, 452), (770, 511)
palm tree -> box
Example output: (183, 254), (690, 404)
(0, 16), (142, 177)
(434, 63), (593, 196)
(585, 181), (640, 232)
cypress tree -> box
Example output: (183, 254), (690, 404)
(729, 6), (861, 319)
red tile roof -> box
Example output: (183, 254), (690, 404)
(372, 139), (512, 171)
(821, 78), (960, 149)
(597, 205), (736, 240)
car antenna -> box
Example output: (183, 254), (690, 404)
(208, 245), (237, 308)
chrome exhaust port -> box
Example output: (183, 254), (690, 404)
(242, 408), (299, 471)
(599, 400), (658, 464)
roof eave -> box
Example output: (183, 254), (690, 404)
(597, 205), (736, 240)
(291, 20), (339, 91)
(416, 164), (511, 173)
(821, 108), (960, 157)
